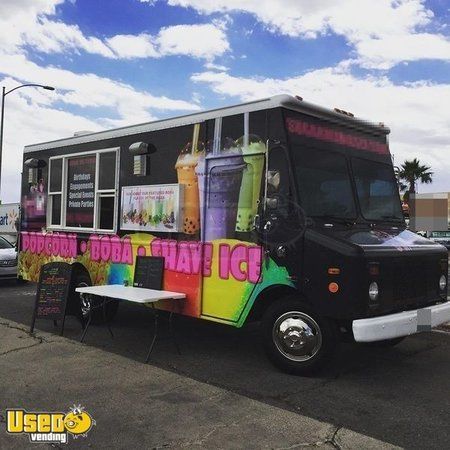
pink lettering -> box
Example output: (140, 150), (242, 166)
(110, 235), (122, 263)
(286, 117), (388, 155)
(189, 242), (202, 275)
(248, 247), (262, 283)
(230, 244), (248, 282)
(21, 232), (29, 251)
(29, 233), (37, 253)
(219, 244), (230, 280)
(51, 234), (60, 256)
(36, 234), (45, 254)
(100, 236), (111, 262)
(161, 240), (177, 271)
(176, 243), (191, 274)
(60, 235), (69, 257)
(121, 237), (133, 264)
(151, 239), (162, 257)
(90, 235), (101, 261)
(68, 234), (77, 258)
(203, 243), (213, 277)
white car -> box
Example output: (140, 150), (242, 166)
(0, 235), (17, 280)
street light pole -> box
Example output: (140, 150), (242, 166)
(0, 83), (55, 201)
(0, 86), (5, 197)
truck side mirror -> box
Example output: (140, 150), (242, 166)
(265, 197), (279, 210)
(267, 170), (280, 193)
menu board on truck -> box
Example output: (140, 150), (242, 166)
(66, 155), (96, 228)
(121, 184), (184, 233)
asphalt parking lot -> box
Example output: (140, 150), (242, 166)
(0, 280), (449, 449)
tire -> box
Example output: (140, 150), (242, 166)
(70, 271), (119, 325)
(363, 337), (406, 347)
(261, 297), (337, 375)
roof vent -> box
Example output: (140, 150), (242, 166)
(334, 108), (354, 118)
(73, 130), (94, 137)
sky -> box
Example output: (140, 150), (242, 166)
(0, 0), (449, 203)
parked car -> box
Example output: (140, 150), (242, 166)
(0, 233), (17, 246)
(428, 231), (450, 250)
(0, 235), (17, 280)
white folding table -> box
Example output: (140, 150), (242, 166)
(75, 285), (186, 362)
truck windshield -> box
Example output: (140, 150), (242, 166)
(293, 148), (357, 219)
(352, 157), (403, 222)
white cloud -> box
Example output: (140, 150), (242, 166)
(0, 77), (102, 204)
(167, 0), (430, 37)
(0, 1), (216, 201)
(156, 24), (229, 60)
(25, 18), (115, 57)
(0, 0), (230, 61)
(108, 24), (229, 60)
(0, 55), (201, 201)
(2, 54), (199, 114)
(169, 0), (450, 69)
(204, 62), (229, 71)
(355, 33), (450, 69)
(106, 34), (159, 59)
(191, 67), (450, 192)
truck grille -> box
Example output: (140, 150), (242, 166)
(392, 260), (428, 301)
(381, 256), (440, 309)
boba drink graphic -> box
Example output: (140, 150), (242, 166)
(197, 144), (246, 241)
(236, 135), (266, 232)
(175, 124), (203, 234)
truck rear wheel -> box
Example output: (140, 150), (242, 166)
(261, 298), (337, 375)
(70, 271), (119, 325)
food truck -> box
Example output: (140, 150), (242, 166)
(18, 95), (450, 374)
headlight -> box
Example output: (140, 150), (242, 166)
(369, 282), (379, 301)
(439, 275), (446, 291)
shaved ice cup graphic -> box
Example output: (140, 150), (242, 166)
(197, 147), (246, 242)
(236, 136), (266, 232)
(175, 124), (204, 234)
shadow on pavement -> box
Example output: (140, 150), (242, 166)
(0, 280), (449, 449)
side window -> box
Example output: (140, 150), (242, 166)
(97, 151), (117, 230)
(49, 158), (63, 226)
(47, 149), (118, 231)
(200, 113), (266, 241)
(293, 148), (356, 219)
(66, 155), (96, 228)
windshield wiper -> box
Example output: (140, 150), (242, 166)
(311, 215), (355, 226)
(379, 215), (404, 222)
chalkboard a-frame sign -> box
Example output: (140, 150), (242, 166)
(30, 262), (74, 335)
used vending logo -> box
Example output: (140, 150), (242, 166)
(6, 405), (95, 444)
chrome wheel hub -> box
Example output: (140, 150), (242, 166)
(272, 312), (322, 362)
(78, 282), (92, 317)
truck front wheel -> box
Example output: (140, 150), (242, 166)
(261, 298), (337, 375)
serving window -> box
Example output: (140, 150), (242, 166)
(48, 148), (119, 232)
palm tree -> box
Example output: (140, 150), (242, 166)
(398, 158), (433, 202)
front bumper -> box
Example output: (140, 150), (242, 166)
(0, 265), (17, 279)
(352, 301), (450, 342)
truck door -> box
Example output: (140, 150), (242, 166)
(261, 144), (305, 284)
(200, 114), (267, 323)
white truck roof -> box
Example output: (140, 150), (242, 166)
(24, 94), (389, 153)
